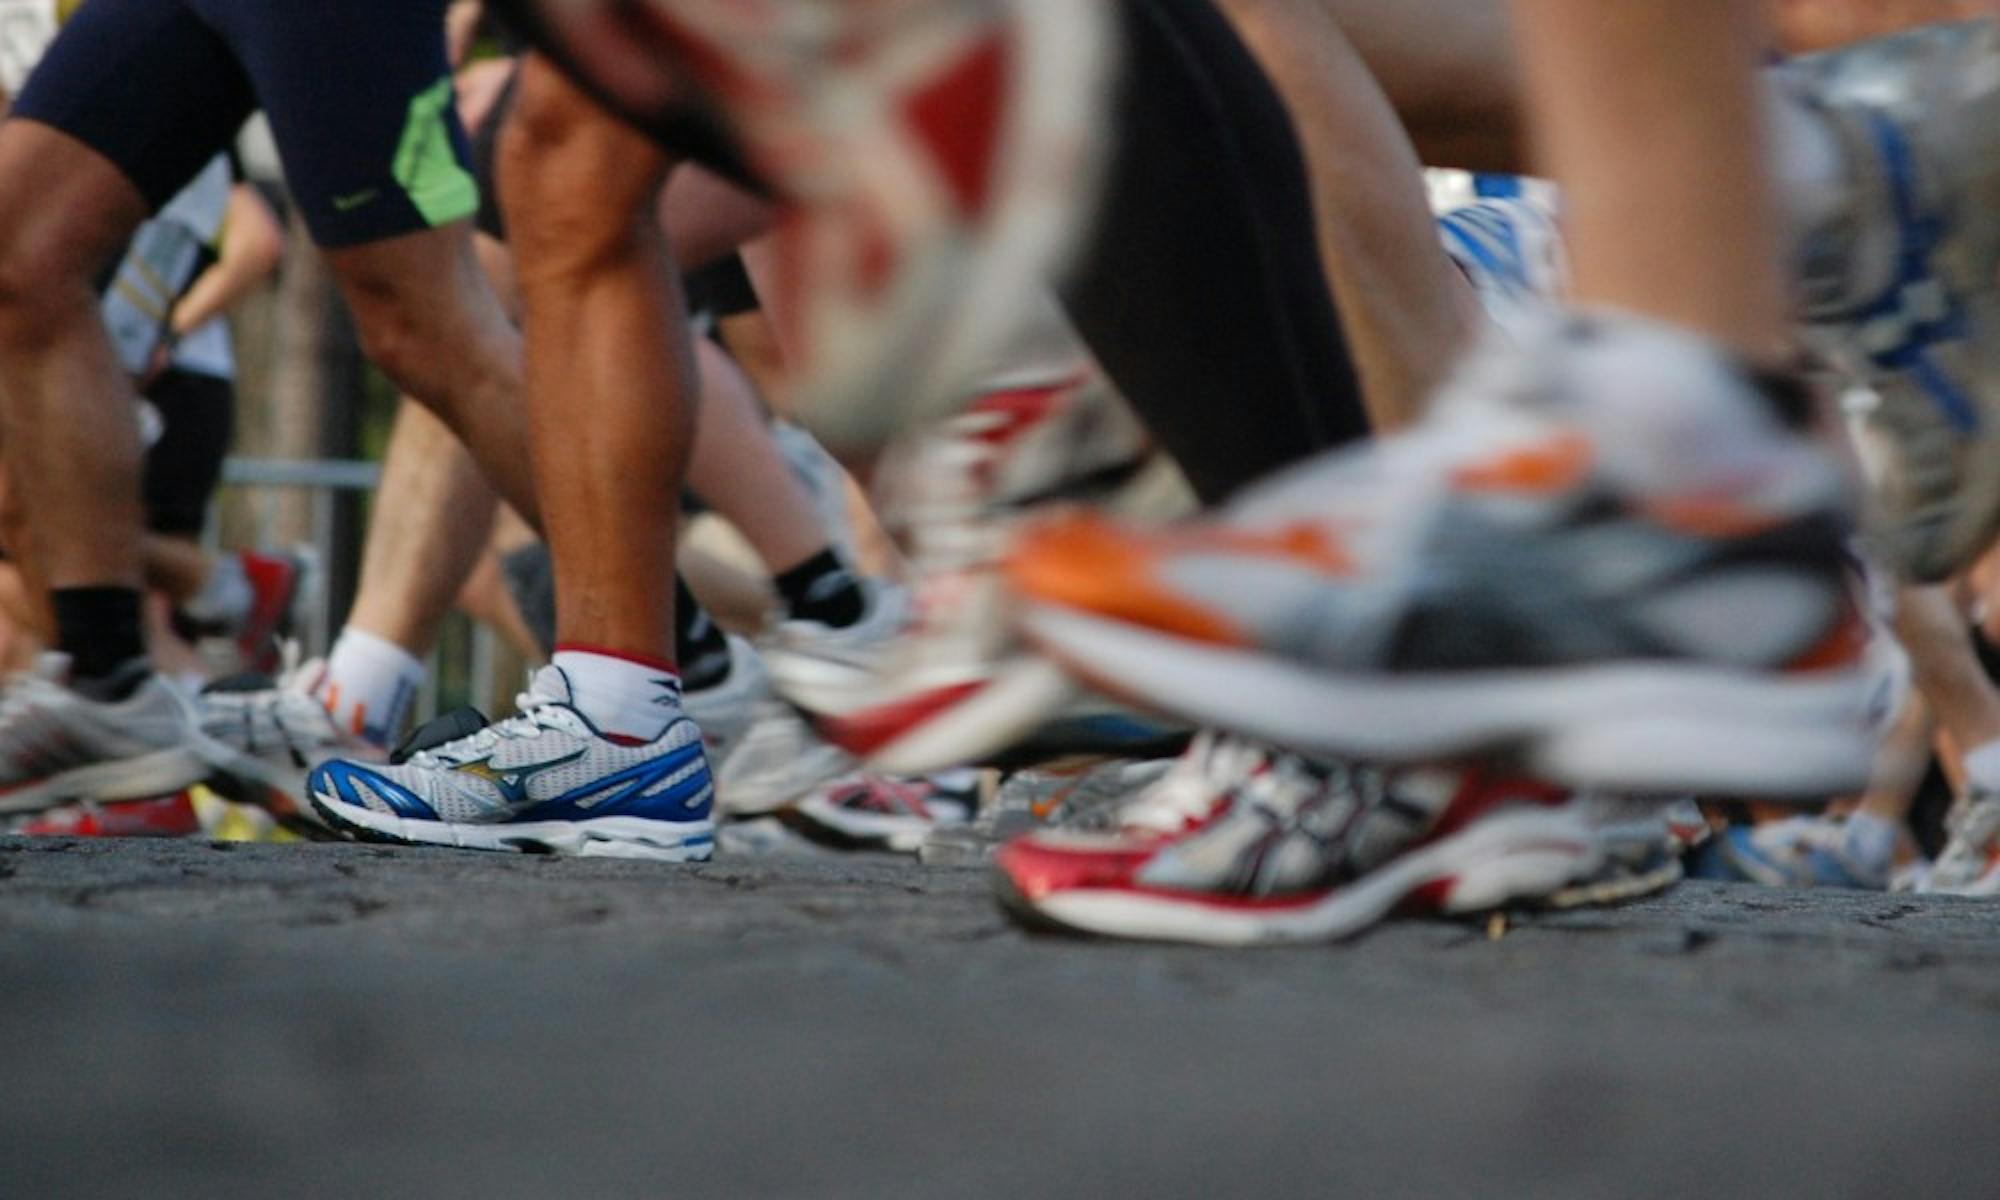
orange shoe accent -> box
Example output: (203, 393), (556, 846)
(1452, 432), (1592, 494)
(350, 702), (368, 740)
(1641, 496), (1787, 539)
(1786, 606), (1867, 673)
(1008, 514), (1352, 645)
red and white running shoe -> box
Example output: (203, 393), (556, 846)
(787, 769), (979, 853)
(14, 792), (201, 838)
(764, 366), (1189, 774)
(530, 0), (1117, 447)
(993, 736), (1606, 946)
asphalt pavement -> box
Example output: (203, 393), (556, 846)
(1, 835), (1995, 1198)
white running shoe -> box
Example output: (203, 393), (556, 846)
(691, 636), (854, 818)
(1782, 21), (2000, 580)
(788, 769), (979, 853)
(196, 657), (377, 832)
(1918, 790), (2000, 895)
(0, 656), (210, 815)
(765, 371), (1190, 774)
(307, 664), (715, 860)
(1012, 313), (1876, 797)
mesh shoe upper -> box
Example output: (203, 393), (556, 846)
(310, 665), (712, 827)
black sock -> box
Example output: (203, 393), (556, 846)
(773, 548), (866, 629)
(674, 576), (732, 692)
(52, 586), (147, 698)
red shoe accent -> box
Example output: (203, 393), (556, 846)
(813, 681), (984, 756)
(236, 552), (300, 675)
(903, 32), (1009, 218)
(20, 792), (199, 838)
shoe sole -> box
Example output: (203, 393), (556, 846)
(783, 795), (970, 854)
(308, 789), (715, 862)
(1023, 606), (1875, 797)
(0, 746), (209, 816)
(805, 656), (1082, 776)
(714, 735), (855, 818)
(790, 0), (1117, 446)
(994, 805), (1602, 946)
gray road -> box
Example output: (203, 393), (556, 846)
(1, 835), (1996, 1198)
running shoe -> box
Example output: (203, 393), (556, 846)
(1436, 193), (1567, 335)
(195, 657), (374, 834)
(13, 792), (201, 839)
(690, 635), (854, 817)
(1918, 790), (2000, 895)
(765, 371), (1190, 774)
(994, 749), (1603, 946)
(0, 656), (211, 815)
(541, 0), (1117, 446)
(172, 550), (312, 676)
(1690, 814), (1889, 890)
(1011, 313), (1876, 796)
(787, 769), (979, 853)
(1782, 21), (2000, 580)
(918, 755), (1177, 864)
(306, 664), (715, 860)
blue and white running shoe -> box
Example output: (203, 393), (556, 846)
(307, 665), (715, 860)
(1435, 193), (1566, 336)
(1783, 21), (2000, 580)
(1691, 816), (1888, 891)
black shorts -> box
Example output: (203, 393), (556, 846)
(141, 368), (234, 537)
(11, 0), (476, 248)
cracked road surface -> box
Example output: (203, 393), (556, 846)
(2, 836), (1996, 1197)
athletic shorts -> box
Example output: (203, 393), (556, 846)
(11, 0), (477, 248)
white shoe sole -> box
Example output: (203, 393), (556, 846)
(796, 0), (1117, 446)
(1023, 606), (1875, 796)
(0, 745), (208, 815)
(1000, 805), (1602, 946)
(864, 657), (1080, 776)
(713, 736), (854, 818)
(309, 789), (715, 862)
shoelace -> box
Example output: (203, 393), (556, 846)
(406, 691), (583, 770)
(1117, 731), (1277, 835)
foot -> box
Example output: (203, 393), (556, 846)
(992, 736), (1606, 946)
(0, 657), (211, 815)
(690, 635), (854, 817)
(1691, 814), (1888, 891)
(306, 664), (715, 860)
(1918, 791), (2000, 895)
(764, 376), (1187, 773)
(614, 0), (1118, 446)
(196, 656), (377, 834)
(1011, 314), (1876, 796)
(1784, 21), (2000, 579)
(786, 770), (979, 853)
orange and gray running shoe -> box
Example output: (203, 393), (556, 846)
(1010, 313), (1877, 797)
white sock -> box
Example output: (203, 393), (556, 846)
(1842, 811), (1899, 880)
(183, 554), (254, 627)
(1962, 740), (2000, 796)
(549, 646), (683, 743)
(319, 628), (425, 748)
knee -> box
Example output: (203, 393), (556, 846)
(498, 59), (676, 271)
(0, 227), (98, 342)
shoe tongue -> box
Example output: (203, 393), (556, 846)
(529, 663), (578, 706)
